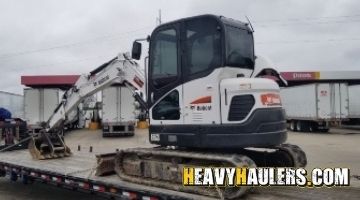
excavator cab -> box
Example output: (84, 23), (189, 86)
(133, 14), (287, 149)
(111, 15), (305, 199)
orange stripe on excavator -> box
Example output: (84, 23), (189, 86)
(190, 96), (212, 104)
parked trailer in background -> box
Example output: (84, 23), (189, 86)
(348, 85), (360, 120)
(0, 91), (24, 119)
(24, 88), (64, 132)
(280, 83), (349, 132)
(101, 86), (136, 137)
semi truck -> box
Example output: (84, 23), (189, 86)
(280, 83), (349, 132)
(102, 85), (137, 137)
(1, 15), (307, 199)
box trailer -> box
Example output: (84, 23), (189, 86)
(24, 88), (64, 132)
(348, 85), (360, 119)
(280, 83), (349, 132)
(0, 91), (24, 119)
(102, 86), (136, 137)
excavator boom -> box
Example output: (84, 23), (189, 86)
(29, 53), (145, 159)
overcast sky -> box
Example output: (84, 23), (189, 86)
(1, 0), (360, 94)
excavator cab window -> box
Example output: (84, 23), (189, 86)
(151, 29), (178, 89)
(152, 90), (180, 120)
(184, 18), (222, 81)
(225, 25), (254, 69)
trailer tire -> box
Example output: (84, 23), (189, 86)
(10, 171), (18, 182)
(22, 174), (29, 185)
(290, 120), (297, 131)
(296, 121), (311, 132)
(302, 121), (311, 132)
(309, 122), (317, 132)
(319, 128), (330, 133)
(296, 121), (303, 132)
(0, 169), (5, 177)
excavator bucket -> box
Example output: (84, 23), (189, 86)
(28, 130), (71, 160)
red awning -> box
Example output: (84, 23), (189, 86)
(21, 75), (80, 87)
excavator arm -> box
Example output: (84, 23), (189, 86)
(29, 52), (145, 159)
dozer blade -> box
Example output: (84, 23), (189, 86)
(28, 130), (71, 160)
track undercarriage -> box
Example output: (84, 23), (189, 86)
(96, 144), (307, 199)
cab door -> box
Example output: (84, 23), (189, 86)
(148, 23), (184, 125)
(181, 17), (223, 125)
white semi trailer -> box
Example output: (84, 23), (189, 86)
(101, 85), (136, 137)
(0, 91), (24, 118)
(280, 83), (349, 132)
(24, 88), (63, 132)
(24, 88), (79, 132)
(348, 85), (360, 120)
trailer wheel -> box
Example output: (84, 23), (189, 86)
(10, 171), (18, 182)
(296, 121), (303, 132)
(301, 121), (311, 132)
(319, 128), (330, 133)
(0, 169), (5, 177)
(21, 174), (29, 185)
(309, 122), (316, 132)
(290, 120), (297, 131)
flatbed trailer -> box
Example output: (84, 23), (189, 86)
(0, 129), (214, 200)
(0, 149), (214, 200)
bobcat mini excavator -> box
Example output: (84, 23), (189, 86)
(29, 15), (307, 199)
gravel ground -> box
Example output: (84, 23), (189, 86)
(0, 127), (359, 199)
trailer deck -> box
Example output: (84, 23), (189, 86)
(1, 129), (360, 200)
(0, 129), (216, 200)
(0, 149), (215, 200)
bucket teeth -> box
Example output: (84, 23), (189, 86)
(28, 131), (72, 160)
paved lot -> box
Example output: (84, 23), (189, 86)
(0, 128), (359, 199)
(287, 128), (360, 177)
